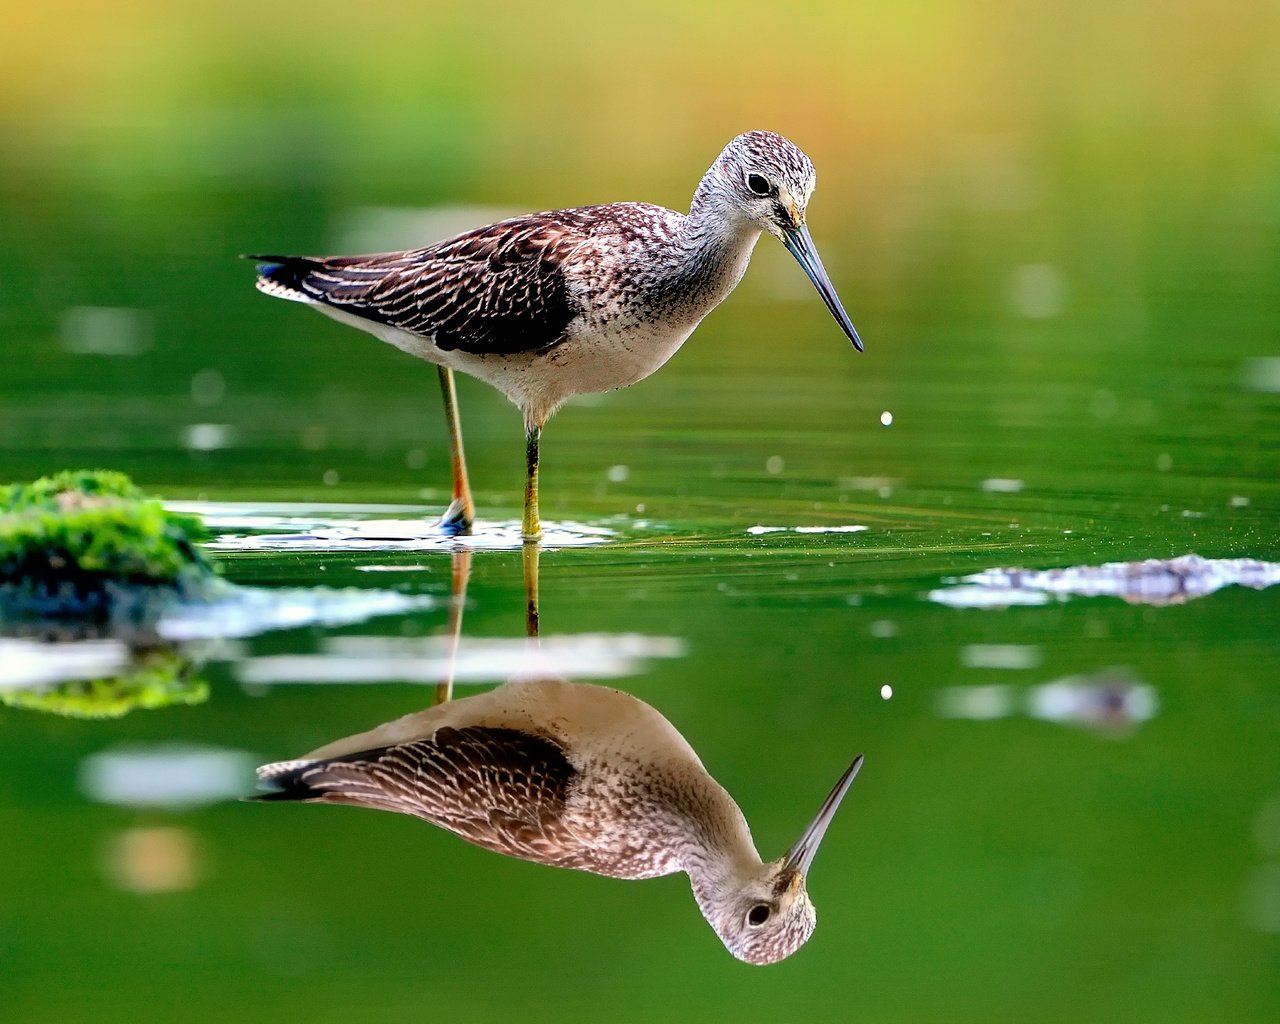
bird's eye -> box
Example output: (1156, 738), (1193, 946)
(747, 904), (771, 926)
(746, 174), (771, 197)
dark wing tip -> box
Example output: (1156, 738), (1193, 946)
(248, 761), (322, 803)
(247, 255), (328, 301)
(241, 253), (304, 268)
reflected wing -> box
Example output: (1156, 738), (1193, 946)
(251, 213), (587, 356)
(257, 725), (585, 866)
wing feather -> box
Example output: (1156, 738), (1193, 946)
(256, 725), (587, 867)
(253, 214), (590, 356)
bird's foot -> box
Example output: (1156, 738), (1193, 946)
(436, 498), (474, 536)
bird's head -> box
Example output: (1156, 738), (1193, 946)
(714, 130), (818, 238)
(710, 130), (863, 352)
(693, 755), (863, 965)
(698, 860), (818, 965)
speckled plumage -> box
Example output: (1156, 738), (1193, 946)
(251, 130), (862, 537)
(256, 678), (862, 965)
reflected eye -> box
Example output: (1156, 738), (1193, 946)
(746, 174), (771, 197)
(747, 904), (771, 926)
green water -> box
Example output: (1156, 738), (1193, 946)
(2, 2), (1279, 1022)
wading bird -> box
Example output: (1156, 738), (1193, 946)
(250, 130), (862, 540)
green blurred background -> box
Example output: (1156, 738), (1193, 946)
(2, 2), (1279, 1023)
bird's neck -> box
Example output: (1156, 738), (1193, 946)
(685, 846), (769, 941)
(683, 176), (761, 270)
(674, 782), (764, 909)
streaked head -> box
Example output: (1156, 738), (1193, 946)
(697, 862), (817, 965)
(713, 130), (818, 237)
(694, 755), (864, 964)
(711, 130), (863, 351)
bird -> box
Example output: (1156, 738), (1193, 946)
(255, 677), (863, 965)
(249, 130), (863, 541)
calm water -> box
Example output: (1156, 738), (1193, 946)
(3, 2), (1279, 1022)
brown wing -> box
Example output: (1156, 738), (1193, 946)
(257, 725), (586, 866)
(251, 213), (589, 356)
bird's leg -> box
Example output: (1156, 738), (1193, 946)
(436, 366), (475, 535)
(434, 546), (473, 705)
(522, 541), (540, 640)
(522, 423), (543, 542)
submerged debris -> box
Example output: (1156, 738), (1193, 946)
(930, 554), (1280, 607)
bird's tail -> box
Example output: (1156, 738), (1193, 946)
(251, 758), (327, 803)
(251, 749), (403, 809)
(242, 254), (323, 304)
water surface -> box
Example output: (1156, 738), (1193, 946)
(2, 2), (1279, 1021)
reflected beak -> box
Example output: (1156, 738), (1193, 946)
(782, 754), (863, 876)
(781, 225), (864, 352)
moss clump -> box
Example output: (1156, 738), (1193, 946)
(0, 648), (208, 718)
(0, 470), (216, 618)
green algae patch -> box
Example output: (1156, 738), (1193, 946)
(0, 470), (218, 619)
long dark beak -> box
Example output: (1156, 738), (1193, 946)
(783, 754), (863, 875)
(781, 225), (864, 352)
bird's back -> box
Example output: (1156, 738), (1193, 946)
(256, 679), (749, 879)
(252, 202), (685, 354)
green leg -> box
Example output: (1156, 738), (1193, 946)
(436, 366), (474, 535)
(522, 424), (542, 542)
(522, 541), (540, 640)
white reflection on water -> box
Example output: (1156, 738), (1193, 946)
(0, 638), (130, 689)
(930, 554), (1280, 607)
(938, 669), (1157, 733)
(237, 633), (684, 686)
(928, 586), (1050, 608)
(746, 525), (868, 536)
(182, 422), (235, 451)
(174, 501), (615, 552)
(1026, 672), (1158, 730)
(81, 743), (257, 808)
(155, 587), (434, 642)
(0, 587), (429, 691)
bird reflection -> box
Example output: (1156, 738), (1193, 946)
(256, 547), (862, 964)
